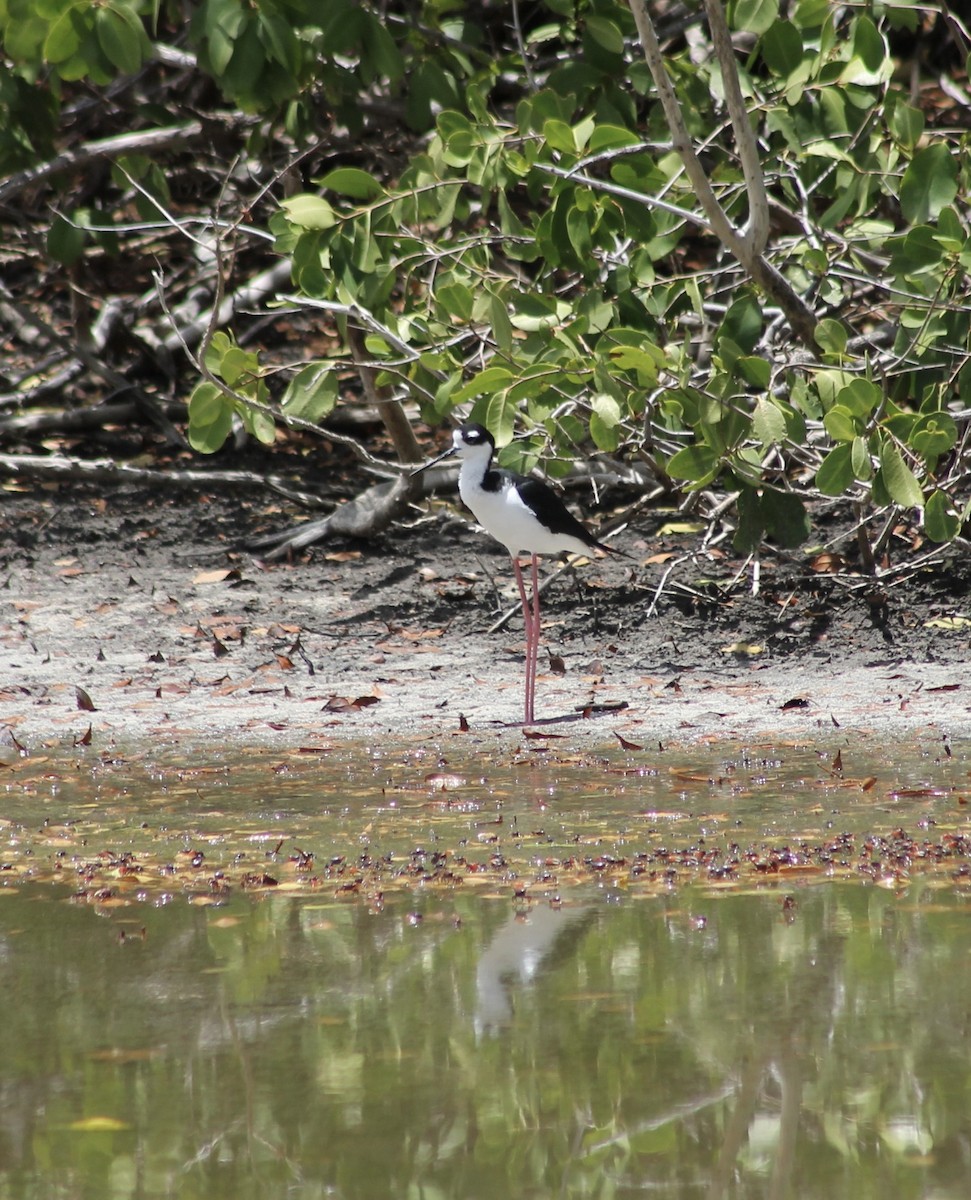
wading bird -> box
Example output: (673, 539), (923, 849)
(415, 423), (623, 724)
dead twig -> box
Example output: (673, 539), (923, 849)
(0, 451), (324, 506)
(0, 122), (210, 206)
(247, 476), (418, 559)
(0, 399), (185, 439)
(0, 281), (186, 447)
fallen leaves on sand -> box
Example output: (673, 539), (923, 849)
(322, 694), (381, 712)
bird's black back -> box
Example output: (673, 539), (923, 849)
(513, 476), (615, 553)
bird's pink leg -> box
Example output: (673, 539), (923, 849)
(512, 556), (537, 724)
(528, 554), (541, 723)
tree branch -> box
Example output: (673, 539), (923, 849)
(0, 123), (208, 205)
(0, 451), (326, 505)
(0, 281), (186, 447)
(627, 0), (749, 258)
(702, 0), (769, 255)
(345, 325), (424, 467)
(627, 0), (816, 344)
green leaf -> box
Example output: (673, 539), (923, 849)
(812, 370), (855, 409)
(203, 330), (234, 374)
(205, 20), (235, 74)
(488, 291), (514, 355)
(478, 391), (517, 445)
(924, 490), (959, 543)
(761, 19), (803, 75)
(222, 21), (268, 107)
(761, 490), (810, 548)
(188, 379), (226, 425)
(438, 111), (475, 166)
(436, 281), (474, 322)
(888, 95), (924, 150)
(899, 143), (959, 225)
(590, 410), (620, 452)
(497, 190), (527, 239)
(791, 0), (830, 29)
(577, 289), (614, 334)
(590, 393), (622, 428)
(187, 382), (234, 453)
(43, 6), (85, 64)
(508, 293), (567, 332)
(454, 366), (515, 404)
(566, 203), (593, 262)
(816, 443), (854, 495)
(543, 118), (576, 155)
(666, 443), (720, 485)
(362, 12), (404, 82)
(890, 225), (944, 278)
(258, 10), (299, 73)
(753, 398), (786, 447)
(95, 5), (145, 74)
(240, 401), (276, 445)
(584, 14), (624, 53)
(878, 438), (924, 508)
(588, 125), (642, 153)
(280, 194), (336, 230)
(218, 347), (257, 389)
(47, 214), (85, 265)
(909, 412), (957, 462)
(935, 205), (964, 251)
(719, 294), (763, 355)
(318, 168), (384, 200)
(606, 344), (660, 382)
(814, 318), (848, 358)
(281, 364), (338, 422)
(837, 378), (881, 419)
(816, 405), (854, 444)
(738, 356), (771, 388)
(734, 0), (779, 35)
(838, 14), (888, 85)
(851, 436), (872, 480)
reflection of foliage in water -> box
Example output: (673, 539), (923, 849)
(0, 741), (969, 1194)
(0, 884), (968, 1198)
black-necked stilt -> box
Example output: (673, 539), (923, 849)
(415, 423), (623, 724)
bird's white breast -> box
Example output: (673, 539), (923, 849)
(458, 469), (591, 557)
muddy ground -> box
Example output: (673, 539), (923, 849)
(2, 458), (971, 756)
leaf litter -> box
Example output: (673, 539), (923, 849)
(1, 738), (970, 912)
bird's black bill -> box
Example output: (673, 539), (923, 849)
(409, 444), (456, 476)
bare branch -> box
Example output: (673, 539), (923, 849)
(626, 0), (817, 344)
(0, 122), (209, 205)
(702, 0), (769, 255)
(346, 325), (423, 466)
(247, 476), (417, 558)
(0, 451), (325, 506)
(0, 281), (186, 446)
(627, 0), (749, 260)
(150, 260), (293, 358)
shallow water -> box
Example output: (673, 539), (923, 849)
(2, 737), (970, 1198)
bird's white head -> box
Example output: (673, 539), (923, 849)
(411, 422), (497, 477)
(452, 423), (496, 464)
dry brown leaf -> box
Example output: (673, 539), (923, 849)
(193, 568), (241, 585)
(322, 694), (381, 712)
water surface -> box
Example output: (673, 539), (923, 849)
(2, 736), (969, 1198)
